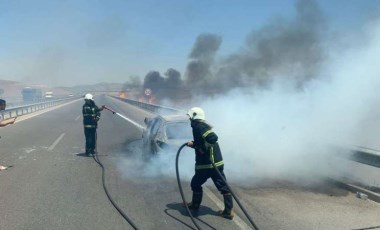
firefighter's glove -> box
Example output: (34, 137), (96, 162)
(186, 141), (194, 148)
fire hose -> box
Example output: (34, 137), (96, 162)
(175, 143), (260, 230)
(92, 127), (139, 229)
(101, 106), (259, 229)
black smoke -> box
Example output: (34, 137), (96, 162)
(122, 75), (142, 92)
(142, 69), (183, 99)
(164, 68), (183, 98)
(185, 0), (327, 95)
(185, 34), (222, 92)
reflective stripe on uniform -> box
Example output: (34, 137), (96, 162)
(202, 130), (213, 139)
(195, 160), (224, 169)
(210, 146), (215, 163)
(84, 125), (96, 128)
(196, 129), (222, 169)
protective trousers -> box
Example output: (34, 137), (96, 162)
(191, 167), (230, 194)
(190, 167), (232, 211)
(84, 128), (96, 154)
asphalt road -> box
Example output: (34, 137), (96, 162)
(0, 95), (379, 230)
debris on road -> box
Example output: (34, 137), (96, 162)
(0, 165), (8, 171)
(356, 192), (369, 200)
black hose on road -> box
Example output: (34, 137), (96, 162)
(175, 143), (260, 230)
(176, 143), (203, 230)
(93, 131), (139, 230)
(210, 160), (260, 230)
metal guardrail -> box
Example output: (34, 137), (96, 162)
(349, 146), (380, 168)
(111, 96), (183, 114)
(333, 144), (380, 168)
(0, 97), (80, 121)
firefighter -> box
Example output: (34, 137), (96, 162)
(186, 107), (234, 220)
(0, 99), (5, 111)
(82, 93), (103, 156)
(0, 99), (16, 127)
(0, 99), (15, 171)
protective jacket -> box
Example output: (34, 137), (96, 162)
(191, 120), (224, 170)
(82, 101), (101, 129)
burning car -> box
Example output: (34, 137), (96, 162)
(142, 114), (192, 155)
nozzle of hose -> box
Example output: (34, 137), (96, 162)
(102, 105), (116, 114)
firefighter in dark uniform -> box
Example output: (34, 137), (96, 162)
(0, 99), (16, 171)
(0, 99), (16, 127)
(186, 107), (234, 219)
(82, 93), (103, 155)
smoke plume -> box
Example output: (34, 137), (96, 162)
(185, 34), (222, 91)
(122, 75), (142, 92)
(164, 68), (183, 98)
(195, 17), (380, 185)
(185, 0), (326, 95)
(142, 69), (183, 99)
(117, 0), (380, 188)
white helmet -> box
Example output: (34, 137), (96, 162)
(187, 107), (205, 120)
(84, 93), (93, 100)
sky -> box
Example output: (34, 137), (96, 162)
(0, 0), (379, 86)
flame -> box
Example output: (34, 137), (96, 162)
(149, 96), (156, 104)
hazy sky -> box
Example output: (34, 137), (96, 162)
(0, 0), (379, 86)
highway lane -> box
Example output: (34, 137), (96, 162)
(95, 96), (380, 230)
(93, 96), (246, 230)
(0, 98), (135, 229)
(0, 96), (244, 230)
(0, 95), (379, 230)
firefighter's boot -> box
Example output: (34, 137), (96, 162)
(186, 192), (203, 211)
(87, 148), (94, 156)
(218, 193), (234, 220)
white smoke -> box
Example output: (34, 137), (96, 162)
(197, 18), (380, 184)
(115, 12), (380, 187)
(115, 140), (196, 182)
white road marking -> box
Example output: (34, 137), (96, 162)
(48, 133), (66, 151)
(203, 187), (251, 230)
(75, 115), (81, 121)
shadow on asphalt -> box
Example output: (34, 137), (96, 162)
(164, 208), (195, 230)
(165, 203), (219, 230)
(166, 202), (219, 217)
(76, 152), (92, 157)
(75, 152), (109, 157)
